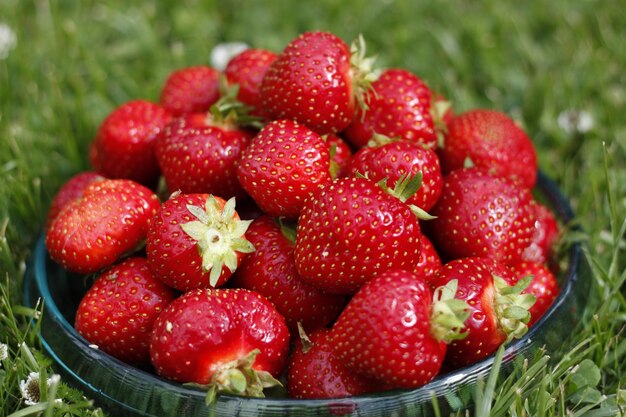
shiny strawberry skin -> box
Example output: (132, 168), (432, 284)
(287, 328), (381, 399)
(344, 69), (436, 148)
(45, 179), (161, 274)
(236, 119), (333, 219)
(150, 288), (290, 384)
(259, 31), (354, 134)
(522, 201), (560, 264)
(230, 216), (345, 332)
(325, 133), (353, 178)
(295, 177), (422, 294)
(74, 257), (176, 366)
(440, 109), (538, 189)
(224, 48), (277, 118)
(330, 269), (446, 389)
(92, 100), (172, 186)
(46, 171), (105, 230)
(428, 168), (535, 264)
(145, 193), (246, 291)
(509, 260), (559, 327)
(348, 139), (443, 211)
(415, 233), (443, 284)
(155, 115), (253, 198)
(160, 65), (221, 116)
(430, 257), (515, 368)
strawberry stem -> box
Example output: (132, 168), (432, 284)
(349, 34), (380, 113)
(181, 196), (255, 287)
(493, 275), (536, 342)
(430, 279), (471, 343)
(190, 349), (282, 405)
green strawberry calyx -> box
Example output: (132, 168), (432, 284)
(206, 76), (264, 129)
(350, 34), (380, 113)
(181, 195), (255, 287)
(378, 172), (437, 220)
(430, 279), (471, 343)
(493, 275), (536, 342)
(187, 349), (282, 405)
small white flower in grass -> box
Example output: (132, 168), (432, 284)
(19, 371), (61, 405)
(0, 342), (8, 361)
(0, 23), (17, 59)
(557, 109), (594, 135)
(210, 42), (249, 71)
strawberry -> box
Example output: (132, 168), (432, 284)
(325, 133), (353, 178)
(439, 109), (538, 189)
(415, 233), (443, 284)
(287, 327), (381, 399)
(91, 100), (172, 186)
(343, 68), (437, 149)
(236, 119), (333, 219)
(74, 257), (176, 366)
(159, 65), (221, 117)
(330, 269), (469, 389)
(46, 179), (161, 274)
(259, 31), (377, 134)
(429, 257), (535, 368)
(508, 260), (559, 327)
(46, 171), (105, 229)
(155, 113), (253, 198)
(224, 48), (277, 118)
(348, 135), (443, 212)
(428, 168), (536, 264)
(522, 201), (560, 264)
(294, 176), (423, 294)
(230, 216), (346, 332)
(146, 193), (254, 291)
(150, 287), (290, 400)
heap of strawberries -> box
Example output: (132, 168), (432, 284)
(45, 31), (562, 401)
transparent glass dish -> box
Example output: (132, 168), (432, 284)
(24, 171), (591, 417)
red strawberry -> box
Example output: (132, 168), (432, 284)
(344, 68), (437, 149)
(74, 257), (176, 366)
(439, 109), (538, 189)
(224, 48), (277, 118)
(160, 66), (221, 117)
(294, 176), (423, 294)
(522, 201), (560, 264)
(236, 119), (333, 219)
(46, 179), (161, 274)
(348, 136), (443, 212)
(509, 261), (559, 327)
(150, 288), (290, 400)
(91, 100), (172, 186)
(46, 171), (105, 229)
(429, 257), (535, 368)
(330, 269), (469, 389)
(155, 113), (253, 198)
(287, 328), (381, 399)
(146, 193), (254, 291)
(230, 216), (346, 332)
(259, 31), (377, 134)
(326, 133), (353, 178)
(415, 233), (443, 284)
(428, 168), (535, 264)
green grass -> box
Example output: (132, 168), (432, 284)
(0, 0), (624, 416)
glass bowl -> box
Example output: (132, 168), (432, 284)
(24, 171), (591, 417)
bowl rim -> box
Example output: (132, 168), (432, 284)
(24, 170), (584, 410)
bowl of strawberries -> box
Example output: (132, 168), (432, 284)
(25, 30), (591, 417)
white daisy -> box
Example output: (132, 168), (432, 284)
(209, 42), (249, 71)
(0, 342), (8, 361)
(19, 372), (61, 406)
(557, 109), (594, 135)
(0, 23), (17, 59)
